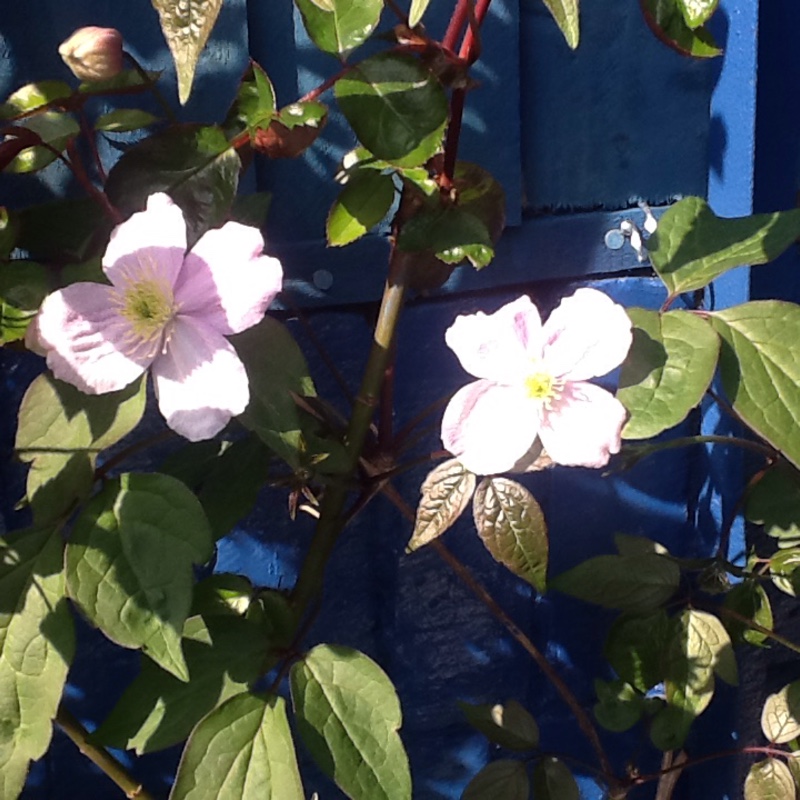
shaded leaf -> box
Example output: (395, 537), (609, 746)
(649, 197), (800, 296)
(0, 80), (72, 119)
(290, 644), (411, 800)
(551, 553), (679, 612)
(0, 525), (74, 799)
(458, 700), (539, 750)
(170, 693), (304, 799)
(540, 0), (580, 49)
(593, 679), (643, 733)
(746, 465), (800, 548)
(614, 533), (669, 556)
(408, 459), (476, 552)
(152, 0), (224, 104)
(745, 759), (796, 800)
(618, 308), (719, 439)
(723, 582), (773, 646)
(462, 760), (529, 800)
(473, 477), (548, 592)
(711, 302), (800, 470)
(3, 112), (79, 174)
(532, 757), (580, 800)
(605, 610), (671, 692)
(335, 53), (447, 167)
(327, 171), (395, 246)
(16, 374), (146, 523)
(65, 473), (213, 680)
(95, 108), (159, 132)
(78, 69), (162, 96)
(0, 261), (50, 343)
(294, 0), (383, 56)
(762, 682), (800, 744)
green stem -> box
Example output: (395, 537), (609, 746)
(56, 705), (155, 799)
(289, 255), (408, 616)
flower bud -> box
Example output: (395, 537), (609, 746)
(58, 27), (123, 82)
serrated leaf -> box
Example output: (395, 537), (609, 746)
(0, 261), (50, 344)
(746, 465), (800, 548)
(540, 0), (580, 49)
(95, 108), (159, 132)
(0, 80), (72, 119)
(226, 62), (276, 133)
(93, 611), (272, 754)
(290, 644), (411, 800)
(618, 308), (719, 439)
(0, 525), (75, 798)
(551, 553), (679, 612)
(327, 171), (395, 246)
(458, 700), (539, 750)
(723, 582), (773, 646)
(4, 112), (79, 174)
(152, 0), (223, 104)
(105, 124), (239, 246)
(15, 373), (146, 523)
(745, 759), (796, 800)
(649, 197), (800, 297)
(472, 477), (548, 592)
(762, 683), (800, 744)
(409, 0), (433, 27)
(462, 760), (529, 800)
(640, 0), (721, 57)
(335, 53), (447, 167)
(677, 0), (719, 28)
(532, 757), (580, 800)
(711, 302), (800, 470)
(65, 473), (213, 680)
(408, 459), (476, 552)
(593, 679), (643, 733)
(170, 693), (304, 799)
(605, 610), (671, 692)
(294, 0), (383, 56)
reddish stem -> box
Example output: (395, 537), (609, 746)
(443, 0), (473, 51)
(299, 63), (356, 104)
(59, 141), (122, 224)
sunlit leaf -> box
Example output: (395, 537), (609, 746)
(0, 261), (50, 344)
(327, 171), (395, 246)
(677, 0), (719, 28)
(761, 682), (800, 744)
(744, 758), (796, 800)
(640, 0), (721, 57)
(294, 0), (383, 56)
(409, 0), (433, 27)
(3, 112), (79, 173)
(540, 0), (579, 49)
(0, 80), (72, 119)
(95, 108), (159, 132)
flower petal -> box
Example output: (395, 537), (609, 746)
(173, 222), (283, 335)
(103, 193), (187, 289)
(542, 288), (632, 381)
(441, 379), (541, 475)
(152, 316), (250, 441)
(445, 295), (544, 383)
(539, 381), (628, 468)
(34, 283), (151, 394)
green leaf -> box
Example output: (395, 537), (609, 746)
(678, 609), (738, 687)
(0, 207), (17, 259)
(746, 465), (800, 547)
(15, 374), (146, 523)
(453, 162), (506, 246)
(4, 112), (79, 173)
(0, 525), (75, 798)
(532, 757), (580, 800)
(605, 610), (671, 692)
(78, 69), (161, 96)
(472, 477), (548, 592)
(95, 108), (159, 132)
(593, 679), (643, 733)
(398, 205), (494, 269)
(231, 192), (272, 228)
(327, 171), (395, 246)
(617, 308), (719, 439)
(294, 0), (383, 57)
(614, 533), (669, 556)
(225, 62), (276, 133)
(409, 0), (432, 27)
(93, 611), (272, 754)
(677, 0), (719, 28)
(252, 102), (328, 159)
(462, 760), (529, 800)
(65, 473), (213, 680)
(458, 700), (539, 750)
(770, 549), (800, 597)
(723, 582), (773, 646)
(104, 124), (240, 246)
(639, 0), (721, 58)
(649, 197), (800, 297)
(0, 80), (72, 119)
(745, 759), (796, 800)
(170, 693), (304, 800)
(711, 302), (800, 470)
(761, 682), (800, 744)
(540, 0), (580, 49)
(290, 644), (411, 800)
(151, 0), (223, 104)
(0, 261), (50, 343)
(551, 553), (679, 612)
(408, 459), (476, 552)
(335, 53), (448, 167)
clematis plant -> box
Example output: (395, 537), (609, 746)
(440, 289), (632, 475)
(29, 192), (283, 440)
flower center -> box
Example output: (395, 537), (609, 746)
(524, 370), (563, 407)
(113, 277), (176, 358)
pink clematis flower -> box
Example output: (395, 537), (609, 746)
(29, 193), (283, 441)
(441, 289), (633, 475)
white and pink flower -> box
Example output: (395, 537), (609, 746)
(29, 193), (283, 441)
(441, 289), (633, 474)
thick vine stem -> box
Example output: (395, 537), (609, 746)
(56, 705), (154, 799)
(289, 253), (408, 617)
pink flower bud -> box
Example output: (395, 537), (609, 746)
(58, 27), (123, 82)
